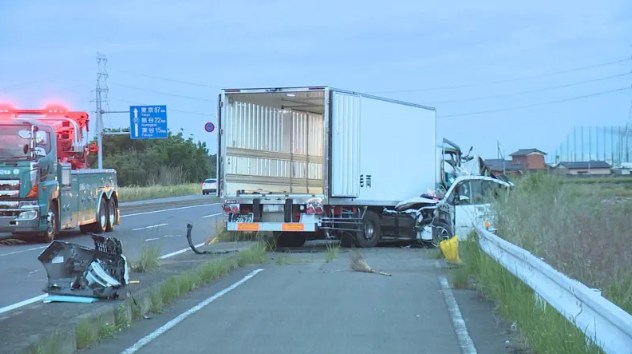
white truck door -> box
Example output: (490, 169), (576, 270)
(452, 179), (484, 240)
(330, 91), (361, 197)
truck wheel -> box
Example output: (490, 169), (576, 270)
(39, 203), (59, 243)
(106, 198), (117, 232)
(356, 211), (381, 248)
(94, 197), (108, 234)
(430, 220), (452, 248)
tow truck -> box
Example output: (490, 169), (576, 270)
(0, 104), (120, 242)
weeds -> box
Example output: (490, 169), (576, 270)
(460, 232), (604, 354)
(449, 266), (470, 289)
(149, 289), (163, 314)
(131, 244), (161, 273)
(325, 243), (340, 263)
(147, 243), (267, 316)
(492, 173), (632, 314)
(75, 319), (97, 349)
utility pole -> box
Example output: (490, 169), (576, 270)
(95, 53), (109, 169)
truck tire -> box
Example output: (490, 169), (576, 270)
(94, 197), (108, 234)
(39, 203), (59, 243)
(356, 210), (381, 248)
(105, 198), (117, 232)
(430, 220), (452, 248)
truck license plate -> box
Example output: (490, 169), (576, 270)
(263, 204), (283, 213)
(233, 213), (254, 223)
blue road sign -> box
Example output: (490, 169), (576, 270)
(204, 122), (215, 132)
(129, 105), (168, 139)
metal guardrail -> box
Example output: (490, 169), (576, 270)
(476, 226), (632, 354)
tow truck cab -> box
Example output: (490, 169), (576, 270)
(0, 105), (119, 242)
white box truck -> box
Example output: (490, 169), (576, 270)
(217, 86), (438, 248)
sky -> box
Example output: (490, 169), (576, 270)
(1, 0), (631, 162)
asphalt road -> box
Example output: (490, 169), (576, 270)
(0, 196), (225, 311)
(82, 248), (519, 354)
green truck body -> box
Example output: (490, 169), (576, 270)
(0, 108), (120, 242)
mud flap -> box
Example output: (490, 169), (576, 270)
(37, 234), (128, 299)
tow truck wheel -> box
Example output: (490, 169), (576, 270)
(94, 197), (108, 234)
(39, 203), (58, 243)
(105, 198), (117, 232)
(356, 210), (381, 248)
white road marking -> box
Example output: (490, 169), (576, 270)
(0, 202), (221, 314)
(120, 268), (264, 354)
(159, 243), (205, 259)
(0, 246), (47, 258)
(120, 203), (220, 218)
(0, 294), (48, 315)
(439, 276), (477, 354)
(145, 238), (160, 242)
(132, 223), (168, 231)
(202, 212), (223, 218)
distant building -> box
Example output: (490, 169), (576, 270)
(555, 161), (612, 176)
(483, 159), (525, 176)
(509, 149), (547, 170)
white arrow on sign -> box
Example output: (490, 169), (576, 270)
(133, 108), (139, 137)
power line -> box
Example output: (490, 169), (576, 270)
(109, 68), (221, 89)
(109, 82), (215, 102)
(441, 86), (631, 118)
(109, 97), (214, 117)
(372, 57), (632, 94)
(428, 72), (631, 104)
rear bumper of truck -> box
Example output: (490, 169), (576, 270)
(226, 222), (317, 232)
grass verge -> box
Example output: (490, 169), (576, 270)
(130, 244), (161, 273)
(147, 242), (267, 317)
(117, 183), (202, 203)
(493, 173), (632, 314)
(458, 232), (604, 354)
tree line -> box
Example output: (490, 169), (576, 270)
(88, 128), (216, 187)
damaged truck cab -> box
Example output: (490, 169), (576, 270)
(0, 105), (119, 242)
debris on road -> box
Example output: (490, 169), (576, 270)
(186, 223), (240, 255)
(43, 295), (99, 304)
(37, 234), (129, 299)
(349, 251), (391, 276)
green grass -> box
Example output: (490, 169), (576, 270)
(448, 266), (470, 289)
(459, 232), (604, 354)
(147, 243), (267, 316)
(75, 312), (123, 350)
(325, 243), (340, 263)
(130, 244), (161, 273)
(21, 331), (66, 354)
(117, 183), (202, 203)
(492, 173), (632, 314)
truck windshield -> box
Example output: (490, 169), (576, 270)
(0, 124), (50, 160)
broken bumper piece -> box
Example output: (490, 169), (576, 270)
(37, 234), (130, 299)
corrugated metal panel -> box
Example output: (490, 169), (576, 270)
(224, 100), (324, 195)
(331, 91), (361, 197)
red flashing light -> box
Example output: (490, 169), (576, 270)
(306, 206), (315, 214)
(231, 205), (240, 214)
(315, 206), (323, 215)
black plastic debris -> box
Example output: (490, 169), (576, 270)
(37, 234), (129, 299)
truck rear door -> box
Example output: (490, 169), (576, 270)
(330, 91), (361, 198)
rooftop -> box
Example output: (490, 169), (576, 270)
(558, 161), (612, 169)
(484, 159), (525, 171)
(509, 148), (547, 157)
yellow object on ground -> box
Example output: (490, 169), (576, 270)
(439, 235), (462, 265)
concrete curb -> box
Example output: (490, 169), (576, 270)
(18, 244), (259, 354)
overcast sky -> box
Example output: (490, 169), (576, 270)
(1, 0), (631, 161)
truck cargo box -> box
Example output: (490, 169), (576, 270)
(217, 87), (436, 206)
